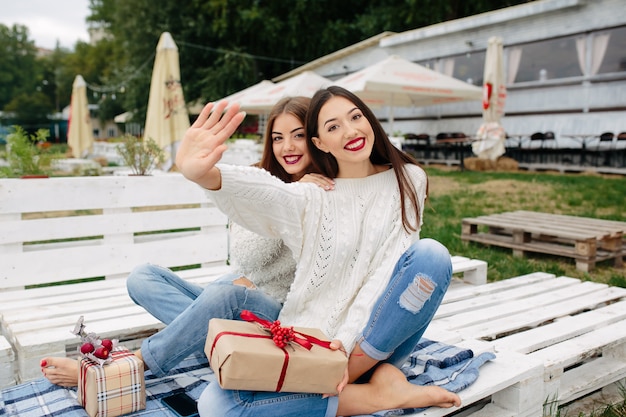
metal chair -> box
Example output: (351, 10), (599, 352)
(616, 132), (626, 167)
(543, 131), (557, 163)
(590, 132), (614, 166)
(402, 133), (431, 159)
(525, 132), (545, 163)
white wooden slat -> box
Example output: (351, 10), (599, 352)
(16, 311), (164, 348)
(557, 356), (626, 404)
(2, 293), (133, 323)
(0, 207), (227, 244)
(0, 234), (228, 288)
(0, 174), (211, 214)
(9, 305), (149, 335)
(436, 276), (580, 319)
(434, 281), (607, 331)
(529, 320), (626, 371)
(493, 300), (626, 353)
(441, 272), (555, 304)
(457, 286), (626, 339)
(0, 276), (123, 302)
(451, 258), (487, 285)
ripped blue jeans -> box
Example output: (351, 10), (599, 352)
(359, 238), (452, 368)
(196, 238), (452, 417)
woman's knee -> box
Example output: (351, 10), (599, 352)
(412, 238), (450, 262)
(126, 263), (160, 298)
(197, 384), (235, 417)
(404, 239), (452, 286)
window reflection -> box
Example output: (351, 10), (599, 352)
(514, 36), (581, 82)
(597, 26), (626, 74)
(452, 51), (486, 86)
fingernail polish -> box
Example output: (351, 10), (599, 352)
(41, 359), (47, 367)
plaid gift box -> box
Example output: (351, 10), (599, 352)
(77, 347), (146, 417)
(205, 314), (348, 394)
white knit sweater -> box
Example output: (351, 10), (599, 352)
(208, 163), (427, 353)
(229, 222), (295, 304)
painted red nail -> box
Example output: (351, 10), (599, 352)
(41, 359), (47, 367)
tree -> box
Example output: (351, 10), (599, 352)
(0, 24), (40, 110)
(4, 92), (54, 132)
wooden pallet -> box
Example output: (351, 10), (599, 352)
(461, 210), (626, 272)
(425, 272), (626, 414)
(0, 336), (14, 389)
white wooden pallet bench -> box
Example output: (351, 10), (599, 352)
(0, 175), (488, 388)
(425, 271), (626, 415)
(0, 175), (230, 385)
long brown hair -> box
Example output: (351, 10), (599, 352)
(305, 86), (426, 232)
(258, 96), (311, 183)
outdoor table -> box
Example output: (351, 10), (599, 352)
(434, 137), (479, 170)
(561, 134), (599, 166)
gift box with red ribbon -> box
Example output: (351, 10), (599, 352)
(205, 311), (348, 394)
(77, 347), (146, 417)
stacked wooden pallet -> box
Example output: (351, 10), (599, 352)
(461, 210), (626, 272)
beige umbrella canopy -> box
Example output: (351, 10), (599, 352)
(235, 71), (332, 114)
(144, 32), (190, 170)
(473, 36), (507, 160)
(335, 55), (482, 131)
(221, 79), (275, 106)
(67, 75), (94, 159)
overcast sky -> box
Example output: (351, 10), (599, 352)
(0, 0), (91, 50)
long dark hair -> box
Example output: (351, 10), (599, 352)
(305, 86), (426, 232)
(258, 96), (312, 183)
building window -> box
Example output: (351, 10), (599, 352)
(597, 26), (626, 74)
(514, 35), (581, 82)
(451, 50), (486, 86)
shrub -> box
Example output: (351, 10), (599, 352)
(115, 135), (166, 175)
(0, 127), (58, 178)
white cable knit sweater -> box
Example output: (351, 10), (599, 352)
(208, 163), (427, 353)
(229, 222), (295, 304)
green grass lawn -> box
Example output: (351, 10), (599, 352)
(419, 166), (626, 287)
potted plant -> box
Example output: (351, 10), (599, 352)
(115, 135), (166, 175)
(0, 127), (57, 178)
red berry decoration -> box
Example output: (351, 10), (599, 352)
(101, 339), (113, 351)
(269, 321), (294, 348)
(93, 347), (110, 359)
(80, 342), (95, 354)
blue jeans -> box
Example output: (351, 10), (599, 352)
(196, 239), (452, 417)
(126, 264), (282, 377)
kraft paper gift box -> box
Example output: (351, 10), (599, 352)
(205, 316), (348, 394)
(77, 347), (146, 417)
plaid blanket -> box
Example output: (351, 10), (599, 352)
(0, 339), (494, 417)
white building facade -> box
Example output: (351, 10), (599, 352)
(276, 0), (626, 147)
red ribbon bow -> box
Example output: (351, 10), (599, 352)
(240, 310), (332, 350)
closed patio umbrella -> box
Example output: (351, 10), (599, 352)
(472, 36), (507, 160)
(144, 32), (190, 170)
(67, 75), (94, 159)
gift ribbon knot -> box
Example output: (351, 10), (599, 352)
(240, 310), (332, 350)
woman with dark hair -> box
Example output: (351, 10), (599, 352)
(176, 86), (459, 416)
(40, 96), (334, 387)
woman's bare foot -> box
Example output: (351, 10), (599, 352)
(40, 357), (79, 387)
(41, 349), (146, 388)
(337, 363), (461, 416)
